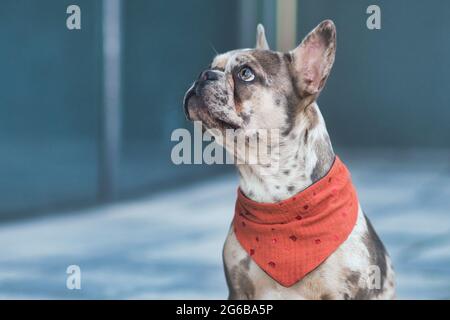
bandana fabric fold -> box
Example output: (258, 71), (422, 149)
(233, 156), (358, 287)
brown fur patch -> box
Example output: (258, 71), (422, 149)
(320, 293), (333, 300)
(363, 215), (388, 290)
(311, 135), (334, 182)
(305, 103), (319, 129)
(249, 50), (282, 78)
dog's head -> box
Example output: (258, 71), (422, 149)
(183, 20), (336, 137)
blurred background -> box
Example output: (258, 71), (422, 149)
(0, 0), (449, 299)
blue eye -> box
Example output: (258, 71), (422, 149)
(238, 67), (255, 82)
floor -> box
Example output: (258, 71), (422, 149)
(0, 149), (449, 299)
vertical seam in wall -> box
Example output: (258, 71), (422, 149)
(100, 0), (122, 200)
(276, 0), (297, 52)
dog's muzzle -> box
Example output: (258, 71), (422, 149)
(183, 70), (220, 121)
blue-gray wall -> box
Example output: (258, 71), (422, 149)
(298, 0), (450, 148)
(0, 0), (240, 217)
(120, 0), (239, 192)
(0, 0), (101, 217)
(0, 0), (448, 218)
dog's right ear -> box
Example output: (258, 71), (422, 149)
(256, 24), (270, 50)
(289, 20), (336, 97)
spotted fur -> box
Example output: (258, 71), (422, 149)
(184, 20), (396, 299)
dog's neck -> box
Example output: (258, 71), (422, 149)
(237, 102), (335, 203)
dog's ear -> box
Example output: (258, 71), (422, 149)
(289, 20), (336, 96)
(256, 24), (270, 50)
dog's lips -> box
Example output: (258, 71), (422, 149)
(183, 85), (196, 121)
(202, 109), (242, 130)
(214, 117), (241, 130)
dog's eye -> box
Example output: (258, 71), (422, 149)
(238, 67), (255, 82)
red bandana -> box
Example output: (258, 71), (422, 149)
(233, 156), (358, 287)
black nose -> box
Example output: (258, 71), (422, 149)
(200, 70), (219, 81)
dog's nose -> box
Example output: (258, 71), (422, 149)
(200, 70), (219, 81)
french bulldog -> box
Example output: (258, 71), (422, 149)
(183, 20), (396, 300)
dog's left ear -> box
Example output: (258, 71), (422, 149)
(289, 20), (336, 96)
(256, 24), (270, 50)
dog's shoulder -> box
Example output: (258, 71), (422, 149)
(312, 206), (396, 299)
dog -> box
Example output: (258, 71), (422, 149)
(183, 20), (396, 300)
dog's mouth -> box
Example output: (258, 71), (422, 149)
(183, 85), (242, 130)
(214, 118), (241, 130)
(183, 86), (196, 121)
